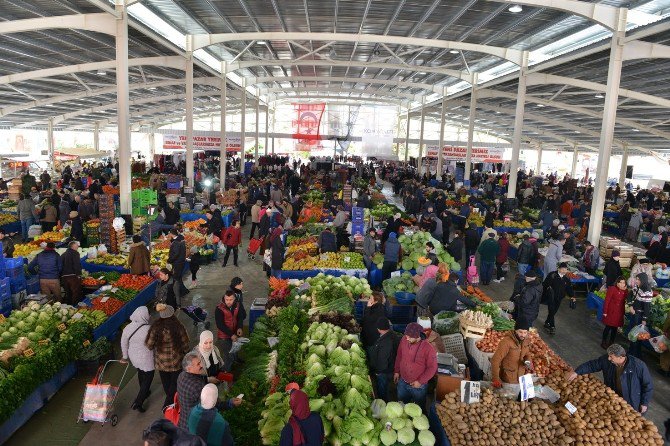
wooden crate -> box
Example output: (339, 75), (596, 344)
(599, 236), (620, 249)
(460, 322), (488, 340)
(619, 257), (632, 268)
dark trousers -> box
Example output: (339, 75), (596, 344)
(381, 260), (397, 281)
(375, 373), (391, 402)
(239, 211), (247, 226)
(41, 221), (56, 233)
(545, 297), (563, 328)
(61, 276), (83, 305)
(465, 248), (477, 261)
(480, 261), (494, 285)
(628, 314), (643, 358)
(159, 370), (180, 408)
(134, 369), (154, 407)
(496, 261), (506, 280)
(602, 325), (618, 346)
(190, 266), (199, 281)
(223, 246), (239, 266)
(249, 222), (259, 239)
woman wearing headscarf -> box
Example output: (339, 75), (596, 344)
(270, 226), (285, 279)
(188, 384), (234, 446)
(279, 389), (324, 446)
(121, 306), (154, 412)
(192, 331), (225, 383)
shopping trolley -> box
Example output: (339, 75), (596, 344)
(77, 359), (129, 426)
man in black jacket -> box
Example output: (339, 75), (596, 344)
(516, 234), (534, 275)
(542, 262), (575, 334)
(464, 224), (481, 260)
(447, 230), (464, 263)
(368, 318), (398, 402)
(428, 274), (477, 315)
(204, 209), (223, 238)
(168, 229), (187, 298)
(512, 270), (543, 328)
(60, 240), (83, 305)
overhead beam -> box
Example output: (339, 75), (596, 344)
(249, 75), (444, 95)
(190, 32), (526, 65)
(622, 40), (670, 61)
(258, 87), (419, 101)
(0, 13), (116, 36)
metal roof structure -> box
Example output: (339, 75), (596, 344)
(1, 0), (670, 158)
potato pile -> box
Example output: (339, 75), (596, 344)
(437, 389), (565, 446)
(542, 372), (663, 446)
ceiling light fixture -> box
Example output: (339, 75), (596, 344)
(595, 93), (604, 98)
(537, 104), (545, 107)
(256, 40), (267, 45)
(509, 5), (523, 13)
(96, 70), (106, 76)
(632, 128), (640, 132)
(449, 49), (459, 54)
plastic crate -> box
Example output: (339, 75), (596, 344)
(249, 306), (266, 333)
(166, 181), (181, 190)
(4, 257), (24, 269)
(351, 222), (366, 236)
(388, 303), (416, 323)
(354, 299), (366, 322)
(26, 276), (39, 295)
(10, 278), (26, 294)
(442, 333), (468, 364)
(0, 277), (9, 296)
(352, 207), (365, 222)
(0, 302), (11, 317)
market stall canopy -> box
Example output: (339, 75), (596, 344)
(54, 148), (108, 160)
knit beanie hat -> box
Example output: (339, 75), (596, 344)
(200, 383), (218, 410)
(404, 322), (423, 338)
(612, 250), (621, 258)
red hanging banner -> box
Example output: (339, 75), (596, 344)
(292, 103), (325, 144)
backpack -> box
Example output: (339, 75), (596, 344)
(467, 255), (479, 285)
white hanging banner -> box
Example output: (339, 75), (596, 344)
(426, 145), (508, 162)
(360, 106), (398, 159)
(162, 134), (241, 152)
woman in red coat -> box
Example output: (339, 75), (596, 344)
(601, 276), (628, 349)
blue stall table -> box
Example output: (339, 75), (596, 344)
(81, 256), (129, 274)
(586, 292), (604, 321)
(655, 277), (670, 288)
(0, 362), (77, 444)
(0, 221), (21, 234)
(570, 274), (602, 293)
(280, 268), (368, 280)
(603, 210), (619, 220)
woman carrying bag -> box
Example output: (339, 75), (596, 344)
(121, 306), (154, 412)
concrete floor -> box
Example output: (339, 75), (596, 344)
(5, 181), (670, 445)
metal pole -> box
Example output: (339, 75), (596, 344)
(404, 106), (411, 163)
(220, 66), (227, 190)
(115, 0), (131, 214)
(271, 107), (276, 155)
(618, 144), (629, 188)
(587, 8), (627, 244)
(465, 73), (478, 183)
(417, 97), (426, 177)
(394, 105), (402, 157)
(571, 147), (579, 178)
(535, 144), (542, 175)
(264, 106), (269, 156)
(148, 128), (155, 163)
(93, 122), (100, 152)
(240, 79), (246, 173)
(47, 118), (54, 162)
(254, 98), (260, 165)
(185, 50), (194, 186)
(437, 89), (447, 178)
(507, 53), (529, 198)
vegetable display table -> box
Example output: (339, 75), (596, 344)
(655, 277), (670, 288)
(586, 292), (604, 321)
(0, 362), (76, 444)
(81, 256), (129, 274)
(280, 268), (368, 280)
(181, 212), (233, 227)
(570, 274), (602, 293)
(0, 221), (20, 234)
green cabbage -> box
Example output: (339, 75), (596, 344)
(371, 399), (386, 419)
(385, 401), (404, 418)
(404, 402), (422, 418)
(412, 414), (429, 430)
(418, 429), (436, 446)
(397, 426), (416, 445)
(380, 429), (397, 446)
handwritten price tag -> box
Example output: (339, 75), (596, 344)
(57, 323), (66, 331)
(100, 296), (110, 303)
(72, 312), (84, 320)
(292, 325), (299, 333)
(0, 314), (5, 323)
(38, 339), (49, 346)
(23, 348), (35, 357)
(83, 339), (91, 347)
(565, 401), (577, 415)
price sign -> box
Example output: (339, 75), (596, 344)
(344, 256), (351, 263)
(23, 348), (35, 358)
(565, 401), (578, 415)
(391, 271), (401, 278)
(57, 323), (67, 331)
(83, 339), (91, 347)
(72, 312), (84, 320)
(292, 324), (299, 333)
(460, 381), (481, 404)
(100, 296), (110, 303)
(0, 314), (5, 323)
(519, 374), (535, 401)
(38, 339), (49, 346)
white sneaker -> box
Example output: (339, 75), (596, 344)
(492, 279), (501, 283)
(500, 277), (505, 282)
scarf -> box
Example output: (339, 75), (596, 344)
(269, 227), (283, 243)
(199, 330), (219, 369)
(288, 390), (310, 446)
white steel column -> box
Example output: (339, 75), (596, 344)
(535, 145), (543, 174)
(404, 107), (411, 163)
(115, 0), (131, 214)
(264, 106), (269, 156)
(148, 129), (155, 162)
(465, 73), (478, 183)
(220, 67), (227, 190)
(437, 88), (447, 178)
(571, 148), (579, 178)
(588, 8), (627, 244)
(394, 105), (402, 157)
(185, 49), (194, 186)
(254, 98), (260, 165)
(417, 97), (426, 177)
(93, 122), (100, 151)
(619, 144), (629, 187)
(506, 52), (529, 199)
(271, 107), (276, 155)
(240, 79), (246, 172)
(47, 118), (54, 161)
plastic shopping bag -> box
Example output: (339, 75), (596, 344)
(649, 335), (669, 353)
(627, 324), (649, 342)
(81, 384), (118, 422)
(229, 337), (249, 355)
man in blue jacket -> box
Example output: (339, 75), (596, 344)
(28, 241), (63, 301)
(567, 344), (653, 414)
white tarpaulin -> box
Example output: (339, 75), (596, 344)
(360, 106), (397, 159)
(162, 134), (241, 152)
(426, 145), (508, 162)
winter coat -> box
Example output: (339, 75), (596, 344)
(279, 413), (324, 446)
(575, 355), (653, 411)
(447, 237), (464, 262)
(144, 419), (206, 446)
(427, 281), (476, 314)
(121, 307), (154, 372)
(188, 404), (234, 446)
(363, 235), (377, 266)
(629, 212), (643, 230)
(416, 278), (437, 310)
(169, 235), (187, 277)
(361, 303), (386, 348)
(477, 238), (500, 263)
(40, 204), (57, 223)
(28, 249), (62, 279)
(60, 247), (82, 276)
(155, 278), (180, 308)
(513, 278), (543, 325)
(251, 204), (262, 223)
(368, 330), (398, 375)
(58, 200), (70, 226)
(192, 345), (224, 378)
(630, 287), (653, 323)
(604, 258), (623, 287)
(128, 242), (150, 275)
(627, 263), (656, 289)
(271, 236), (284, 270)
(543, 240), (563, 276)
(542, 271), (574, 304)
(221, 226), (242, 247)
(318, 231), (337, 253)
(393, 337), (438, 385)
(206, 215), (223, 238)
(490, 331), (531, 384)
(18, 198), (35, 221)
(602, 286), (627, 327)
(464, 228), (480, 251)
(516, 240), (534, 265)
(70, 216), (84, 242)
(496, 238), (510, 263)
(145, 319), (190, 372)
(259, 214), (271, 238)
(215, 301), (244, 340)
(2, 238), (14, 258)
(384, 236), (401, 263)
(582, 246), (600, 271)
(177, 371), (208, 430)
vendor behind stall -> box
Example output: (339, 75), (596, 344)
(491, 318), (533, 388)
(427, 273), (476, 315)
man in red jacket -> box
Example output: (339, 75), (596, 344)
(494, 231), (511, 283)
(215, 290), (244, 372)
(221, 219), (242, 267)
(393, 322), (437, 412)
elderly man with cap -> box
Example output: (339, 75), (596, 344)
(188, 384), (234, 446)
(60, 240), (83, 304)
(491, 318), (534, 388)
(249, 199), (263, 239)
(368, 317), (398, 402)
(511, 270), (543, 328)
(567, 344), (653, 414)
(393, 322), (438, 411)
